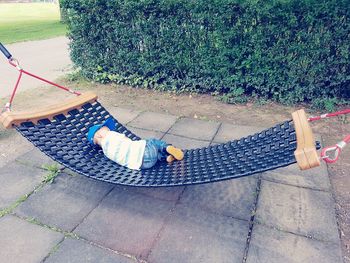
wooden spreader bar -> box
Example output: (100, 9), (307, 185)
(292, 109), (320, 170)
(0, 92), (97, 129)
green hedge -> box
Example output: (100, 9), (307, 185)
(61, 0), (350, 107)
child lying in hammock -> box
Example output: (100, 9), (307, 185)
(87, 117), (184, 170)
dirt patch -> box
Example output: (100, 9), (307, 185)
(1, 79), (349, 261)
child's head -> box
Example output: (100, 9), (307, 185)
(87, 118), (116, 146)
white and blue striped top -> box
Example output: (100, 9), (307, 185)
(101, 131), (146, 170)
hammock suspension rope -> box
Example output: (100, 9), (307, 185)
(3, 53), (80, 112)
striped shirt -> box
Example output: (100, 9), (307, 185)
(101, 131), (146, 170)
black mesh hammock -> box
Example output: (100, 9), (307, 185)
(13, 100), (319, 187)
(0, 43), (321, 187)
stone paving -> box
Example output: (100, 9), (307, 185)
(0, 107), (343, 263)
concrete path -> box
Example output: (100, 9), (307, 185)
(0, 37), (71, 98)
(0, 106), (343, 263)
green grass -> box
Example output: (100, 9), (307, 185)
(0, 3), (66, 44)
(41, 164), (60, 184)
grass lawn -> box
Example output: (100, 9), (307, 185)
(0, 3), (66, 44)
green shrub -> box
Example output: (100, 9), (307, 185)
(61, 0), (350, 107)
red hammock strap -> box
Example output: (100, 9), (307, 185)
(308, 109), (350, 122)
(4, 58), (81, 111)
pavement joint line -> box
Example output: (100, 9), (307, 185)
(14, 158), (53, 171)
(212, 141), (239, 145)
(12, 213), (79, 238)
(0, 166), (62, 218)
(261, 177), (330, 193)
(254, 218), (341, 245)
(256, 180), (341, 244)
(61, 167), (78, 177)
(209, 122), (222, 146)
(125, 117), (255, 144)
(41, 165), (64, 184)
(125, 111), (180, 130)
(242, 174), (262, 263)
(124, 109), (146, 126)
(12, 213), (140, 262)
(160, 114), (182, 140)
(144, 187), (187, 261)
(165, 131), (212, 143)
(262, 178), (332, 193)
(79, 238), (142, 263)
(177, 195), (251, 223)
(13, 147), (60, 171)
(125, 117), (181, 138)
(125, 124), (169, 136)
(126, 184), (251, 223)
(69, 185), (116, 233)
(127, 115), (221, 143)
(41, 236), (66, 263)
(77, 237), (142, 263)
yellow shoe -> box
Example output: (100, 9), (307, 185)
(166, 155), (175, 163)
(166, 146), (184, 161)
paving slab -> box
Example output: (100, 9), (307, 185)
(134, 186), (185, 202)
(162, 134), (210, 150)
(15, 173), (113, 231)
(45, 237), (136, 263)
(0, 215), (63, 263)
(246, 224), (342, 263)
(0, 161), (45, 209)
(213, 123), (264, 143)
(126, 126), (164, 140)
(74, 186), (175, 258)
(262, 163), (331, 191)
(148, 203), (249, 263)
(168, 118), (220, 141)
(0, 129), (34, 168)
(256, 180), (340, 243)
(128, 111), (178, 132)
(16, 148), (62, 170)
(105, 106), (141, 125)
(179, 177), (258, 221)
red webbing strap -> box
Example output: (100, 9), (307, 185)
(4, 58), (81, 111)
(308, 109), (350, 122)
(308, 108), (350, 164)
(21, 68), (81, 95)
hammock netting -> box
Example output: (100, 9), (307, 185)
(15, 101), (319, 187)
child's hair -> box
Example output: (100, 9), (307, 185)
(87, 117), (116, 144)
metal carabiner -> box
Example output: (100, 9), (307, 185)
(321, 143), (344, 164)
(9, 57), (22, 71)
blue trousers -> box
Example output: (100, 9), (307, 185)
(141, 139), (168, 169)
